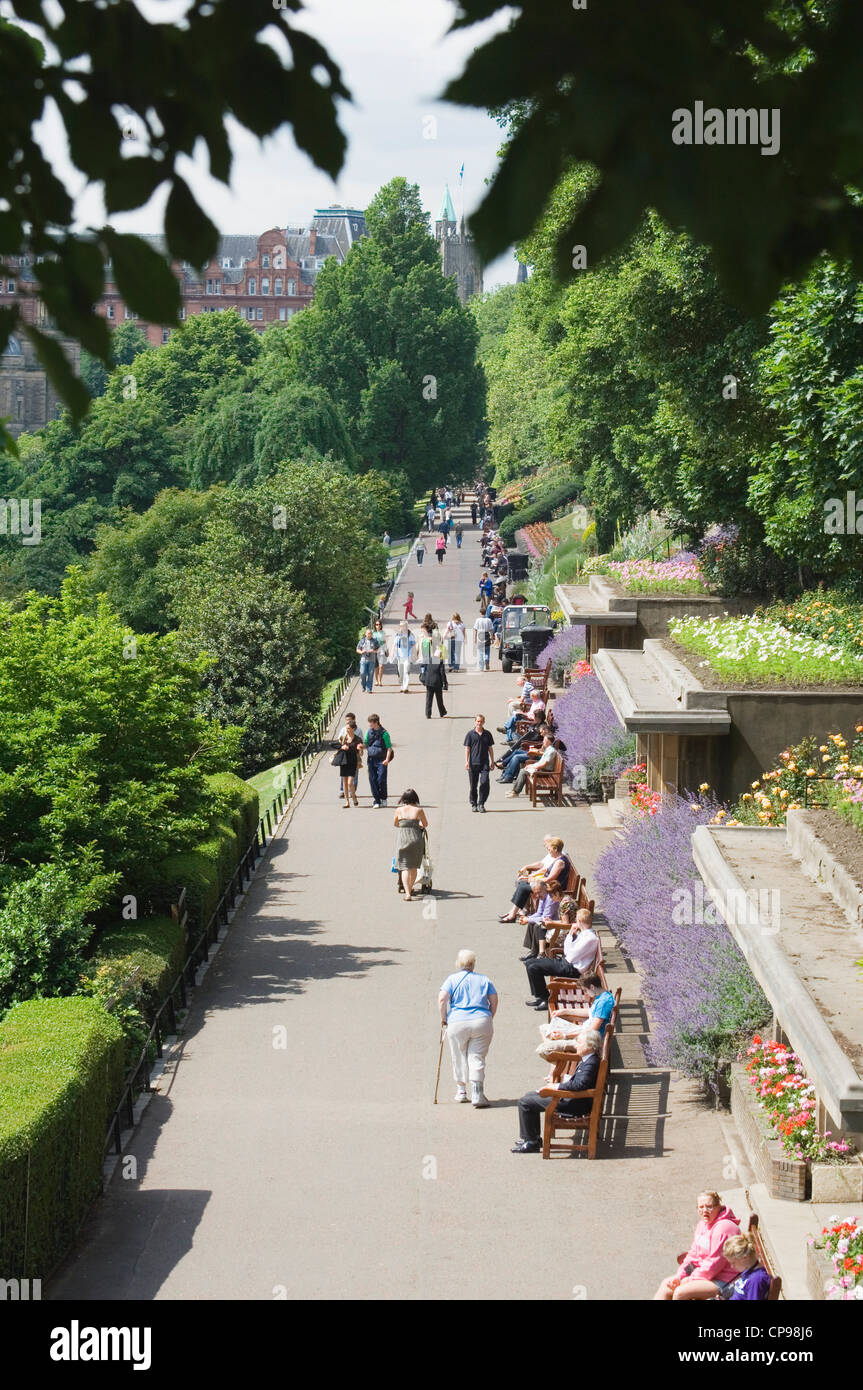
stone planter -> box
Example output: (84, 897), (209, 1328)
(730, 1064), (809, 1201)
(614, 778), (631, 801)
(600, 773), (616, 802)
(806, 1241), (836, 1301)
(810, 1156), (863, 1203)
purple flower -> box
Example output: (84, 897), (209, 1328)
(594, 791), (771, 1080)
(554, 667), (634, 785)
(538, 626), (586, 671)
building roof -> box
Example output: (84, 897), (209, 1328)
(439, 185), (456, 224)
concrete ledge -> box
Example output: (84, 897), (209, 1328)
(593, 647), (732, 735)
(693, 825), (863, 1132)
(554, 583), (636, 627)
(786, 809), (863, 935)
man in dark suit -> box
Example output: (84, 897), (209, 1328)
(511, 1030), (602, 1153)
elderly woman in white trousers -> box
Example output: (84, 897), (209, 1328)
(439, 950), (498, 1108)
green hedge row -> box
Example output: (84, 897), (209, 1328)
(157, 773), (259, 931)
(498, 480), (581, 545)
(0, 997), (125, 1277)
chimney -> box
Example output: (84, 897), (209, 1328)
(308, 228), (317, 256)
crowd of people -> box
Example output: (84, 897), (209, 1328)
(339, 484), (774, 1301)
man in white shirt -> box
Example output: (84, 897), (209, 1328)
(524, 909), (599, 1009)
(474, 611), (494, 670)
(391, 623), (417, 692)
(507, 734), (559, 798)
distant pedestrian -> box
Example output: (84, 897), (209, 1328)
(474, 610), (494, 670)
(440, 950), (497, 1106)
(464, 713), (495, 812)
(415, 541), (426, 566)
(471, 501), (478, 525)
(383, 531), (391, 547)
(356, 628), (377, 693)
(394, 789), (428, 901)
(455, 524), (463, 549)
(426, 505), (435, 532)
(391, 622), (417, 693)
(336, 715), (362, 808)
(372, 616), (387, 688)
(403, 591), (416, 620)
(443, 612), (465, 672)
(423, 647), (448, 719)
(436, 534), (446, 565)
(364, 713), (394, 808)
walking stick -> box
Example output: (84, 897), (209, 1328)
(433, 1024), (446, 1104)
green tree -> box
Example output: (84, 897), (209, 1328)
(252, 383), (355, 479)
(445, 0), (863, 311)
(172, 563), (327, 774)
(84, 487), (222, 633)
(0, 858), (116, 1011)
(186, 387), (261, 489)
(81, 320), (150, 400)
(261, 179), (487, 491)
(123, 309), (260, 425)
(471, 283), (519, 364)
(0, 575), (235, 902)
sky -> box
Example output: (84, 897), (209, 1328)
(32, 0), (519, 289)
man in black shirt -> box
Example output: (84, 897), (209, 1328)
(463, 713), (495, 813)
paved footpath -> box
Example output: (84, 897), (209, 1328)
(51, 500), (735, 1302)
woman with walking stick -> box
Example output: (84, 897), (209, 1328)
(438, 950), (498, 1107)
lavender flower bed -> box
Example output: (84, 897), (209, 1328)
(594, 793), (771, 1083)
(538, 626), (586, 681)
(554, 669), (634, 790)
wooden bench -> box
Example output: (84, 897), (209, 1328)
(547, 948), (610, 1012)
(538, 1014), (617, 1159)
(523, 659), (551, 696)
(676, 1212), (782, 1300)
(528, 750), (565, 807)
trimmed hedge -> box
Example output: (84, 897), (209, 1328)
(498, 480), (581, 545)
(89, 914), (186, 1023)
(157, 773), (260, 930)
(0, 996), (125, 1277)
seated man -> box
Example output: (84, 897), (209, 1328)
(497, 724), (548, 783)
(506, 733), (559, 799)
(511, 1030), (603, 1153)
(524, 908), (598, 1009)
(500, 698), (531, 741)
(554, 972), (616, 1037)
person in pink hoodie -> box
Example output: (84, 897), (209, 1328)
(653, 1191), (740, 1300)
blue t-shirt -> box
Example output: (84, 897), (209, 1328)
(728, 1266), (770, 1301)
(588, 990), (615, 1036)
(441, 971), (497, 1017)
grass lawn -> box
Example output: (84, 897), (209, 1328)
(388, 540), (411, 558)
(248, 677), (343, 816)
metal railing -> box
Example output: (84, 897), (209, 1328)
(103, 662), (355, 1161)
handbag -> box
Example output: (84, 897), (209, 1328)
(331, 748), (347, 767)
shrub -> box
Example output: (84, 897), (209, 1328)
(538, 626), (586, 683)
(698, 526), (795, 597)
(84, 914), (187, 1061)
(0, 996), (125, 1276)
(553, 666), (635, 791)
(770, 590), (863, 658)
(594, 792), (771, 1083)
(154, 774), (259, 929)
(498, 479), (581, 544)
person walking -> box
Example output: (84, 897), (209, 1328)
(470, 500), (478, 526)
(455, 523), (463, 549)
(403, 591), (416, 620)
(393, 789), (428, 901)
(426, 504), (435, 533)
(391, 622), (416, 693)
(363, 713), (394, 808)
(336, 717), (362, 807)
(372, 616), (387, 687)
(435, 533), (446, 565)
(474, 608), (494, 670)
(439, 950), (497, 1107)
(415, 540), (426, 566)
(356, 628), (377, 694)
(423, 647), (448, 719)
(464, 713), (495, 813)
(443, 612), (465, 672)
(382, 530), (391, 548)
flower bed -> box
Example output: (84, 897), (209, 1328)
(553, 664), (635, 793)
(668, 613), (863, 686)
(595, 793), (771, 1084)
(744, 1036), (854, 1164)
(774, 591), (863, 659)
(520, 521), (559, 559)
(630, 782), (661, 817)
(808, 1220), (863, 1300)
(606, 557), (708, 595)
(536, 626), (586, 685)
(728, 723), (863, 828)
